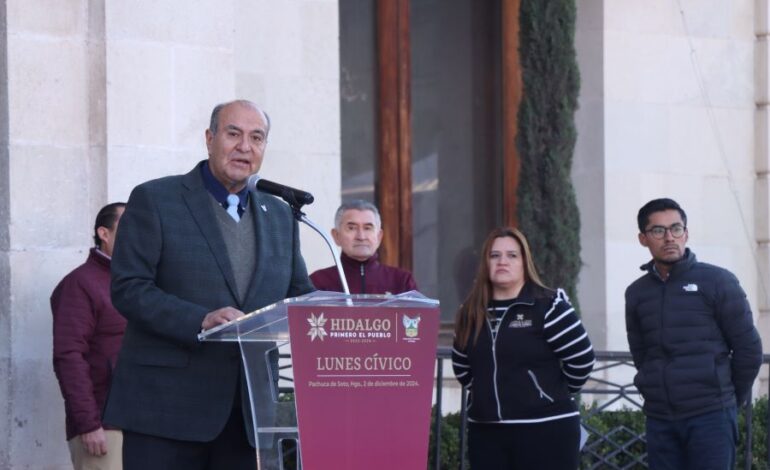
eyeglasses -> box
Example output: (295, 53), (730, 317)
(644, 224), (686, 240)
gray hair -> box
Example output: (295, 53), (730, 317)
(334, 200), (381, 229)
(208, 100), (271, 135)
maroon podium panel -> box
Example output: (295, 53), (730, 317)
(288, 304), (439, 470)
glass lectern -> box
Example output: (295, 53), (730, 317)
(199, 290), (439, 470)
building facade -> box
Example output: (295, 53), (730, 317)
(0, 0), (766, 467)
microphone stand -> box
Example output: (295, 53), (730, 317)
(285, 197), (350, 295)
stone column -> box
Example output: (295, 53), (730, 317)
(755, 0), (770, 394)
(0, 1), (11, 467)
(0, 0), (103, 467)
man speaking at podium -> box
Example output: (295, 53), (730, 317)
(104, 100), (314, 470)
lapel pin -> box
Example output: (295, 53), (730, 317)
(260, 204), (267, 213)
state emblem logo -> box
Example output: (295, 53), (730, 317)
(402, 314), (421, 338)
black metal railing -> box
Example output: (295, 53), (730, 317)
(577, 351), (646, 469)
(431, 348), (770, 470)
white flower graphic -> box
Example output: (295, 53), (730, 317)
(307, 313), (328, 341)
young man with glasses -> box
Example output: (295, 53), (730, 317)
(625, 198), (762, 470)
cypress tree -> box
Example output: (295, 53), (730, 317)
(515, 0), (582, 304)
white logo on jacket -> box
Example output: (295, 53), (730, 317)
(509, 314), (533, 329)
(682, 283), (698, 292)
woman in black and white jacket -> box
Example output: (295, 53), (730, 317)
(452, 227), (595, 469)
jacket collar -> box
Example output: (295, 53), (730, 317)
(515, 281), (536, 305)
(490, 281), (538, 307)
(182, 162), (240, 303)
(640, 248), (697, 281)
(88, 247), (111, 269)
(340, 252), (380, 269)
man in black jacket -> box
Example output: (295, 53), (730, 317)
(625, 198), (762, 470)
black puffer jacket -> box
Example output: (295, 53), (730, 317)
(625, 249), (762, 420)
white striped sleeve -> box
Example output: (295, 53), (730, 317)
(543, 288), (595, 392)
(451, 340), (473, 387)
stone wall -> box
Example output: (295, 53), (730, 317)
(0, 0), (340, 467)
(1, 0), (767, 467)
(574, 0), (765, 394)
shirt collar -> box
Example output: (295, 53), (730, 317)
(93, 247), (111, 260)
(200, 161), (249, 209)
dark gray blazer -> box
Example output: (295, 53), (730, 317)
(104, 162), (313, 442)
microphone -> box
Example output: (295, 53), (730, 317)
(247, 174), (315, 207)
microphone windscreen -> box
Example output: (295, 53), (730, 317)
(246, 174), (261, 192)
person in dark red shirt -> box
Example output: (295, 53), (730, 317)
(310, 200), (417, 294)
(51, 202), (126, 470)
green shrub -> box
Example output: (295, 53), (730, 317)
(426, 397), (769, 469)
(427, 405), (470, 469)
(737, 396), (768, 470)
(580, 403), (647, 469)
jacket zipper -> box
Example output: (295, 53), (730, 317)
(360, 263), (366, 293)
(488, 316), (503, 420)
(527, 370), (555, 402)
(490, 300), (533, 421)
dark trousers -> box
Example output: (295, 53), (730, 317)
(122, 405), (255, 470)
(468, 416), (581, 470)
(646, 406), (738, 470)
